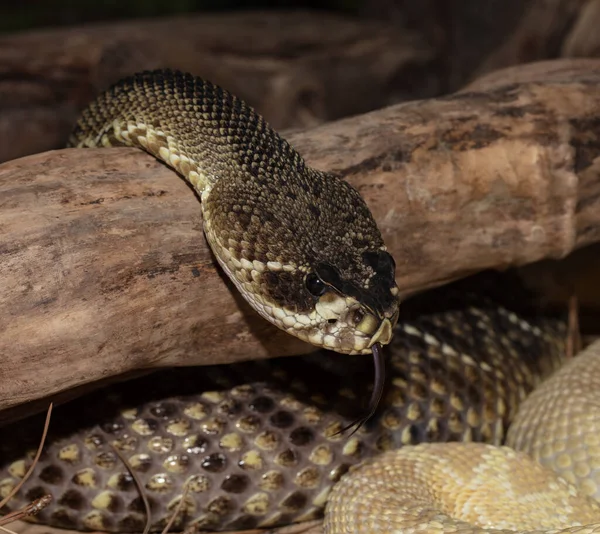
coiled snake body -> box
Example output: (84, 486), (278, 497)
(2, 70), (600, 533)
(0, 283), (589, 533)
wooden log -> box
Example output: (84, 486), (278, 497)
(0, 11), (433, 164)
(473, 0), (591, 80)
(562, 0), (600, 58)
(359, 0), (600, 92)
(2, 59), (600, 420)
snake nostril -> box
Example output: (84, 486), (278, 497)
(327, 319), (336, 324)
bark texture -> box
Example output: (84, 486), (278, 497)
(2, 59), (600, 420)
(0, 11), (433, 164)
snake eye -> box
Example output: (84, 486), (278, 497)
(305, 273), (327, 296)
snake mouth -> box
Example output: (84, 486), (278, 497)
(368, 317), (394, 348)
(364, 305), (399, 348)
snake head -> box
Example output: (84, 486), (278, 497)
(203, 168), (400, 355)
(300, 248), (400, 354)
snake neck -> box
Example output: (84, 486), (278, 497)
(67, 70), (304, 198)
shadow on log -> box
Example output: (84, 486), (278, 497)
(2, 59), (600, 421)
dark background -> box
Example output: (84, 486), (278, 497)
(1, 0), (361, 33)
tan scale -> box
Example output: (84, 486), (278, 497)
(163, 455), (189, 474)
(219, 433), (244, 452)
(58, 443), (81, 463)
(7, 460), (26, 479)
(72, 468), (97, 488)
(147, 436), (174, 454)
(91, 491), (117, 511)
(259, 471), (284, 492)
(146, 474), (173, 493)
(186, 475), (210, 493)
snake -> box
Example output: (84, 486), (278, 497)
(2, 69), (600, 533)
(65, 68), (399, 430)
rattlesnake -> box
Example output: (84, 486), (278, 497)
(1, 70), (599, 533)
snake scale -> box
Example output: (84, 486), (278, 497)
(2, 70), (600, 533)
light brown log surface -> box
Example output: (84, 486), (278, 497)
(1, 60), (600, 420)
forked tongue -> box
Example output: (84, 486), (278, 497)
(337, 342), (386, 436)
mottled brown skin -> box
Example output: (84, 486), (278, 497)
(0, 284), (566, 532)
(67, 70), (399, 355)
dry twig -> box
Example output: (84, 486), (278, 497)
(0, 496), (52, 528)
(160, 482), (190, 534)
(0, 404), (52, 511)
(0, 405), (53, 529)
(110, 444), (152, 534)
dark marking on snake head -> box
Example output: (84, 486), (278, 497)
(308, 204), (321, 218)
(312, 181), (322, 198)
(316, 256), (398, 320)
(262, 270), (312, 312)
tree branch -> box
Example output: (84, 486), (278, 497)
(1, 59), (600, 420)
